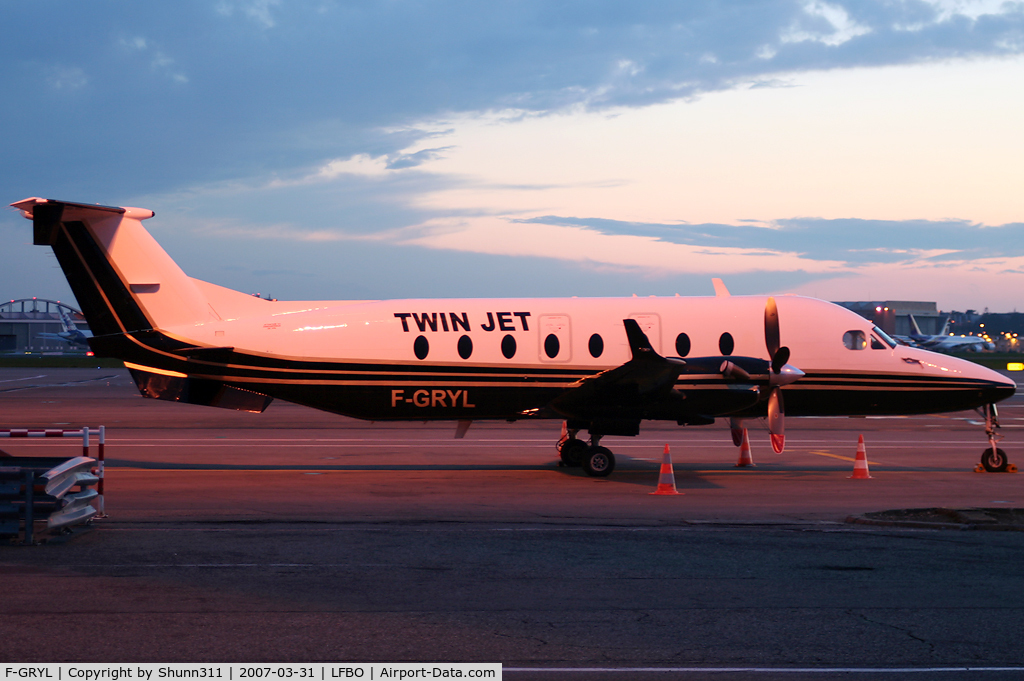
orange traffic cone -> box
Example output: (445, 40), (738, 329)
(650, 444), (681, 495)
(735, 428), (755, 467)
(849, 434), (873, 479)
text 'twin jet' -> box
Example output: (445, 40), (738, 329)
(11, 198), (1017, 476)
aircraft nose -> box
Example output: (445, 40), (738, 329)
(972, 363), (1017, 404)
(989, 373), (1017, 402)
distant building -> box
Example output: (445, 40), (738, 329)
(0, 298), (90, 354)
(833, 301), (945, 336)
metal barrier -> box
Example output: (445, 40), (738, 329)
(0, 426), (105, 515)
(0, 426), (106, 544)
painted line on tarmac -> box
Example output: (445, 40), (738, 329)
(0, 374), (46, 383)
(0, 374), (120, 392)
(809, 449), (886, 465)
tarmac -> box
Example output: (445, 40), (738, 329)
(2, 368), (1024, 678)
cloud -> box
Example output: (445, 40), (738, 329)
(516, 215), (1024, 265)
(386, 147), (454, 170)
(118, 34), (188, 83)
(215, 0), (282, 28)
(5, 1), (1024, 312)
(781, 1), (872, 46)
(46, 65), (88, 91)
(3, 1), (1023, 198)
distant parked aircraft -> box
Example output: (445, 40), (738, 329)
(36, 310), (93, 348)
(894, 315), (994, 353)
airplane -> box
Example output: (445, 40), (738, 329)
(10, 197), (1018, 474)
(895, 314), (995, 353)
(36, 310), (93, 348)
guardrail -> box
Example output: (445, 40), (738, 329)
(0, 426), (106, 545)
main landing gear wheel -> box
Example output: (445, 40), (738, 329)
(582, 446), (615, 477)
(559, 438), (588, 467)
(981, 447), (1009, 473)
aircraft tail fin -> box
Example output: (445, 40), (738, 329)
(59, 310), (78, 333)
(908, 314), (923, 336)
(11, 198), (218, 341)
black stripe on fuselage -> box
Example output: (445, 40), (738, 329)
(112, 330), (1014, 420)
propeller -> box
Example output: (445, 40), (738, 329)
(767, 387), (785, 453)
(729, 417), (745, 447)
(717, 297), (804, 453)
(763, 297), (802, 453)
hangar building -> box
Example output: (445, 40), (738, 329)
(834, 301), (946, 336)
(0, 298), (90, 354)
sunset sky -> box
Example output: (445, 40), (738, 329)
(3, 1), (1023, 311)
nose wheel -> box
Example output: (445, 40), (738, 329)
(981, 446), (1009, 473)
(979, 403), (1013, 472)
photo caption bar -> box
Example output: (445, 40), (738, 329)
(2, 665), (501, 681)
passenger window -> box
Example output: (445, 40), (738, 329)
(457, 335), (473, 359)
(843, 330), (867, 350)
(544, 333), (560, 359)
(870, 336), (886, 350)
(718, 332), (734, 355)
(675, 332), (691, 357)
(501, 334), (516, 359)
(414, 335), (430, 359)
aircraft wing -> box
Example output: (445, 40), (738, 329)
(547, 320), (764, 430)
(555, 319), (685, 399)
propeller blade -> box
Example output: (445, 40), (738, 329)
(771, 346), (791, 375)
(767, 387), (785, 453)
(765, 296), (780, 359)
(730, 417), (744, 447)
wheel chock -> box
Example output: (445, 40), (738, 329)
(974, 463), (1018, 473)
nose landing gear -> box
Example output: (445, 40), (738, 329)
(979, 403), (1013, 473)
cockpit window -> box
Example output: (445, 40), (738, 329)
(871, 336), (886, 350)
(843, 330), (867, 350)
(872, 326), (898, 349)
